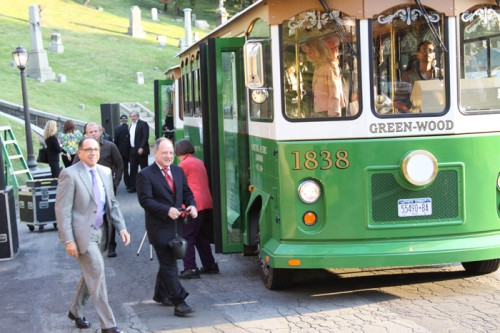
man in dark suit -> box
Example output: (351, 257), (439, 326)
(114, 115), (130, 190)
(55, 138), (131, 333)
(136, 138), (198, 317)
(127, 110), (150, 193)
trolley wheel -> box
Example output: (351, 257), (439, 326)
(28, 225), (35, 232)
(462, 259), (500, 275)
(38, 225), (44, 232)
(53, 223), (58, 230)
(260, 264), (293, 290)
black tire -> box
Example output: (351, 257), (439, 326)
(260, 264), (293, 290)
(53, 223), (58, 230)
(462, 259), (500, 275)
(38, 225), (44, 232)
(28, 225), (35, 232)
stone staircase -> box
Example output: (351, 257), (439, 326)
(119, 102), (155, 132)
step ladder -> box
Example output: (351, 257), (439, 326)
(0, 126), (33, 190)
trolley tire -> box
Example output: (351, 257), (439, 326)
(38, 225), (44, 232)
(462, 259), (500, 275)
(28, 225), (35, 232)
(261, 265), (293, 290)
(53, 223), (58, 230)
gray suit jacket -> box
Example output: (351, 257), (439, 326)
(55, 161), (126, 254)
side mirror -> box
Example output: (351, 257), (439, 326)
(243, 42), (264, 89)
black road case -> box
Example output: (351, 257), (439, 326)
(19, 179), (58, 232)
(0, 186), (19, 260)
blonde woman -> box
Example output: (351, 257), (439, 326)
(44, 120), (63, 178)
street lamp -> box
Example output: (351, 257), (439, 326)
(12, 45), (37, 169)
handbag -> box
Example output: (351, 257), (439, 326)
(37, 147), (48, 163)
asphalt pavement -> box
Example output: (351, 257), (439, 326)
(0, 178), (264, 333)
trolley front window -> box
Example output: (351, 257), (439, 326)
(459, 4), (500, 113)
(281, 9), (359, 120)
(372, 4), (447, 115)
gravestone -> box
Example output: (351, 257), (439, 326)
(57, 73), (67, 83)
(195, 20), (210, 29)
(157, 35), (167, 48)
(26, 4), (55, 82)
(136, 72), (144, 85)
(48, 32), (64, 53)
(127, 6), (146, 38)
(151, 8), (158, 21)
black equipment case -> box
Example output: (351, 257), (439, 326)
(19, 179), (58, 232)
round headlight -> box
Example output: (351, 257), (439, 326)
(298, 180), (321, 203)
(401, 150), (438, 186)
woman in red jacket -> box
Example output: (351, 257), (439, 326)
(174, 139), (219, 279)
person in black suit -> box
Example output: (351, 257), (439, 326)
(114, 115), (130, 190)
(136, 138), (198, 317)
(127, 111), (150, 193)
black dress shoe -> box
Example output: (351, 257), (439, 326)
(179, 268), (200, 279)
(153, 296), (174, 306)
(101, 327), (123, 333)
(126, 188), (136, 193)
(174, 301), (194, 317)
(107, 249), (117, 258)
(68, 311), (91, 329)
(200, 262), (220, 274)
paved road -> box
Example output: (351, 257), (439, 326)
(2, 182), (500, 333)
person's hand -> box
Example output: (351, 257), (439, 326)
(65, 241), (79, 258)
(187, 206), (198, 219)
(120, 230), (131, 246)
(168, 207), (182, 220)
(138, 148), (144, 155)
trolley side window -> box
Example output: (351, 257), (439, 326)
(459, 4), (500, 112)
(372, 4), (447, 115)
(280, 10), (359, 120)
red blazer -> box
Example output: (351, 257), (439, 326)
(178, 155), (213, 211)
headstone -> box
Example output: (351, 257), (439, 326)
(57, 73), (67, 83)
(195, 20), (210, 29)
(136, 72), (144, 85)
(184, 8), (192, 48)
(127, 6), (146, 38)
(216, 0), (228, 26)
(48, 32), (64, 53)
(193, 32), (199, 42)
(151, 8), (158, 21)
(26, 4), (55, 82)
(178, 39), (186, 49)
(79, 104), (85, 110)
(157, 35), (167, 48)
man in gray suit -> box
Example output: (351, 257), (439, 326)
(55, 138), (131, 333)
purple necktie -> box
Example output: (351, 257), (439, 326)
(90, 169), (103, 229)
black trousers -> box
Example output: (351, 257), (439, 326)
(153, 243), (189, 306)
(129, 149), (148, 190)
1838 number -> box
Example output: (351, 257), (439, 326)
(291, 150), (350, 170)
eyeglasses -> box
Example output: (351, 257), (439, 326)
(419, 48), (435, 53)
(80, 148), (100, 153)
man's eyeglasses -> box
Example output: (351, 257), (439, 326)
(420, 48), (435, 53)
(80, 148), (100, 153)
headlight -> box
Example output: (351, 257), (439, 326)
(401, 150), (438, 186)
(298, 180), (321, 203)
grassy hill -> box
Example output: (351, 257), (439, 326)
(0, 0), (240, 123)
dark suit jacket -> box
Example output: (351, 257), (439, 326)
(130, 119), (150, 155)
(136, 163), (195, 247)
(114, 123), (129, 158)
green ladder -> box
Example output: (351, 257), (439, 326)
(0, 125), (33, 189)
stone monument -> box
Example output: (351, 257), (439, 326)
(26, 4), (55, 82)
(216, 0), (228, 26)
(127, 6), (146, 38)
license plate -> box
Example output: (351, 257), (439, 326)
(398, 198), (432, 217)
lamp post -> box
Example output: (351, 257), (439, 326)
(12, 45), (37, 169)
